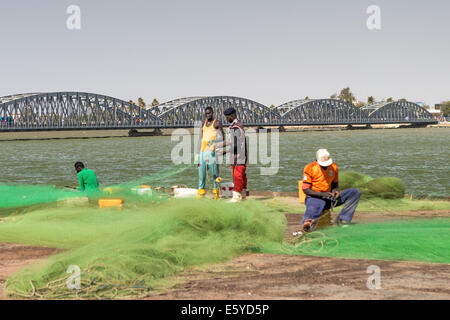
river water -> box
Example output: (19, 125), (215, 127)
(0, 128), (448, 197)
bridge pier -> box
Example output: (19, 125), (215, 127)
(128, 128), (163, 137)
(255, 126), (285, 133)
(346, 124), (372, 130)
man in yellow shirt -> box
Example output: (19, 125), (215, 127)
(298, 149), (360, 233)
(197, 107), (224, 199)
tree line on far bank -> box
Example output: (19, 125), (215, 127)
(128, 98), (160, 109)
(269, 87), (449, 116)
(439, 102), (450, 116)
(321, 87), (412, 109)
(332, 87), (449, 116)
(129, 90), (450, 117)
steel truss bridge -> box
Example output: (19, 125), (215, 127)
(0, 92), (437, 131)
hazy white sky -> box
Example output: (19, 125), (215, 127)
(0, 0), (449, 106)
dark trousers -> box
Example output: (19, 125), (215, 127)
(301, 188), (361, 225)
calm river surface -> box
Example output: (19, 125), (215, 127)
(0, 128), (448, 197)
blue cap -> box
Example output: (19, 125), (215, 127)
(224, 107), (236, 116)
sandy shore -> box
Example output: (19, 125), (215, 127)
(0, 124), (448, 141)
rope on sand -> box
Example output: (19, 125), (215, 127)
(283, 231), (339, 255)
(5, 260), (154, 300)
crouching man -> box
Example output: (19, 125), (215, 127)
(295, 149), (360, 235)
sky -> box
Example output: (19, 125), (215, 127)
(0, 0), (449, 107)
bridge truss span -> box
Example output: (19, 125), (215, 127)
(0, 92), (161, 130)
(275, 99), (370, 125)
(155, 96), (281, 127)
(0, 92), (438, 131)
(362, 101), (435, 123)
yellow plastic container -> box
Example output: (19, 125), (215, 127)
(98, 199), (123, 209)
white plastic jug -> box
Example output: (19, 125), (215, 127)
(57, 197), (89, 207)
(173, 188), (198, 198)
(132, 187), (153, 197)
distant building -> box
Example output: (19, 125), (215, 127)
(428, 110), (442, 116)
(414, 102), (442, 119)
(435, 104), (441, 110)
(427, 106), (442, 120)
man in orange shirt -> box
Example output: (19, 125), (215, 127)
(298, 149), (360, 233)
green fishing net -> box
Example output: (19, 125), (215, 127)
(0, 164), (192, 215)
(340, 171), (405, 199)
(260, 218), (450, 264)
(359, 177), (406, 199)
(0, 167), (445, 299)
(0, 184), (77, 212)
(0, 169), (406, 214)
(339, 171), (373, 189)
(1, 198), (286, 299)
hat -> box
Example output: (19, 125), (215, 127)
(223, 107), (236, 116)
(316, 149), (333, 167)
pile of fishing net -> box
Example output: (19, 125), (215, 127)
(339, 171), (405, 199)
(0, 198), (286, 299)
(0, 166), (442, 300)
(0, 164), (192, 214)
(0, 184), (77, 214)
(260, 218), (450, 264)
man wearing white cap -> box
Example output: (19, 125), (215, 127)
(297, 149), (360, 233)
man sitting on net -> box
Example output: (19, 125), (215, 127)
(294, 149), (360, 236)
(75, 161), (99, 192)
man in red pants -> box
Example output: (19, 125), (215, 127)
(223, 107), (247, 202)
